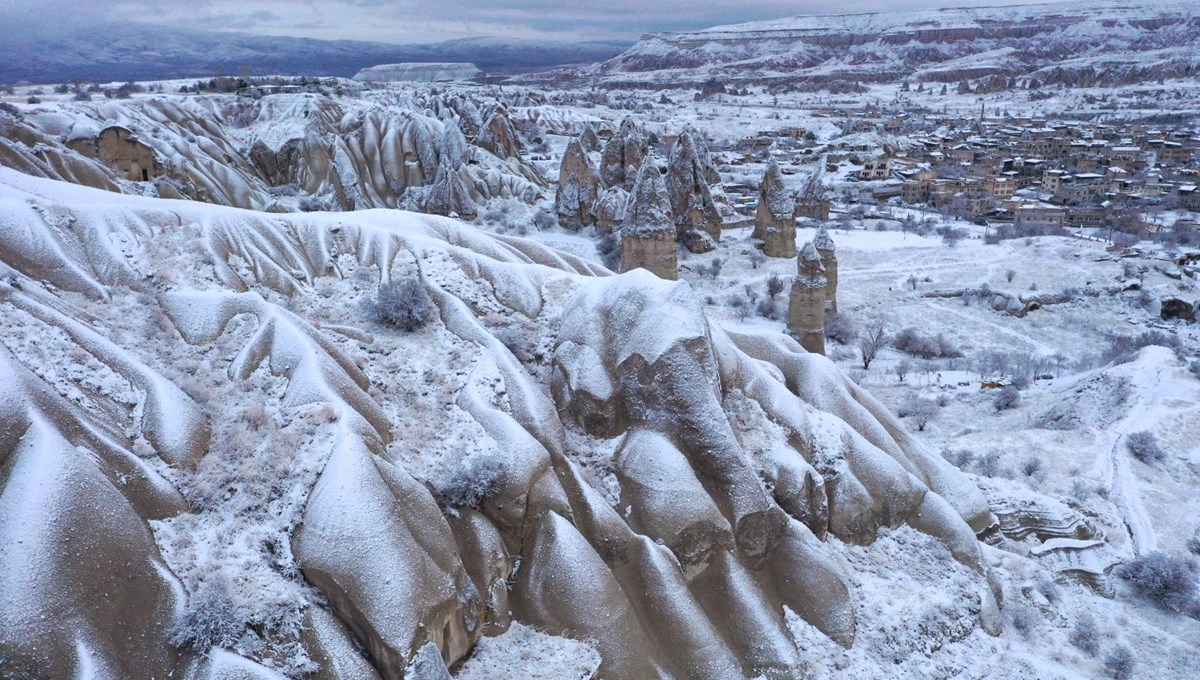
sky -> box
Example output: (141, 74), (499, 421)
(1, 0), (1087, 44)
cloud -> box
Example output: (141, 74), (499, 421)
(0, 0), (1085, 44)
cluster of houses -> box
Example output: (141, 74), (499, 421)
(851, 113), (1200, 231)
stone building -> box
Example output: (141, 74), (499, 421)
(813, 226), (838, 313)
(754, 162), (797, 258)
(70, 126), (162, 182)
(619, 159), (678, 280)
(787, 241), (828, 355)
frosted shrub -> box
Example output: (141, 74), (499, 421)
(1008, 602), (1039, 639)
(892, 327), (962, 359)
(596, 233), (620, 271)
(436, 453), (505, 510)
(1101, 330), (1182, 365)
(297, 196), (325, 212)
(898, 396), (936, 431)
(268, 184), (300, 197)
(1069, 614), (1100, 656)
(1020, 457), (1043, 478)
(1104, 646), (1135, 680)
(824, 312), (858, 345)
(169, 577), (243, 651)
(1125, 431), (1165, 464)
(532, 208), (556, 231)
(766, 273), (784, 299)
(364, 279), (435, 332)
(993, 385), (1021, 411)
(1116, 552), (1199, 615)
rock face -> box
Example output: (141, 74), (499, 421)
(788, 242), (828, 355)
(0, 167), (1001, 680)
(554, 138), (601, 229)
(619, 159), (678, 280)
(813, 226), (838, 312)
(352, 62), (484, 83)
(423, 164), (478, 219)
(600, 119), (649, 190)
(0, 92), (545, 215)
(585, 2), (1200, 89)
(475, 106), (523, 160)
(594, 186), (629, 233)
(666, 129), (723, 244)
(755, 162), (797, 258)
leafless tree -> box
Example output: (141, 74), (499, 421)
(858, 319), (888, 370)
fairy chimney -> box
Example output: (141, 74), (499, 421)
(788, 241), (827, 355)
(423, 164), (478, 219)
(475, 106), (522, 160)
(666, 130), (723, 246)
(813, 226), (838, 313)
(594, 186), (629, 234)
(619, 159), (677, 280)
(555, 138), (601, 230)
(754, 162), (797, 258)
(600, 119), (649, 191)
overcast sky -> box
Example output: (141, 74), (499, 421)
(2, 0), (1083, 43)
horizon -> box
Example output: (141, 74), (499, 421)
(1, 0), (1098, 45)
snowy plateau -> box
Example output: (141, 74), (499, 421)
(0, 1), (1199, 679)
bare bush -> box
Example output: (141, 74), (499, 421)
(858, 320), (888, 370)
(893, 327), (962, 359)
(596, 233), (620, 271)
(435, 453), (505, 510)
(897, 396), (936, 431)
(1104, 646), (1135, 680)
(766, 273), (784, 299)
(824, 312), (858, 345)
(1069, 614), (1100, 656)
(169, 577), (243, 651)
(1116, 552), (1199, 615)
(1125, 431), (1165, 464)
(993, 386), (1020, 411)
(363, 279), (436, 331)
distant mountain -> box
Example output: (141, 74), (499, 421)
(0, 23), (631, 84)
(566, 0), (1200, 89)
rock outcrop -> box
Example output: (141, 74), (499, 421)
(554, 138), (601, 230)
(814, 226), (838, 312)
(619, 159), (678, 280)
(755, 162), (797, 258)
(788, 241), (828, 354)
(600, 119), (649, 190)
(594, 186), (629, 233)
(0, 167), (1000, 680)
(666, 129), (723, 246)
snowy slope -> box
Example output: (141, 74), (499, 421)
(578, 0), (1200, 87)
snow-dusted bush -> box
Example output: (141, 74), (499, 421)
(897, 396), (936, 431)
(756, 298), (782, 321)
(993, 386), (1020, 411)
(1020, 457), (1042, 478)
(532, 208), (556, 231)
(1101, 330), (1182, 365)
(1189, 360), (1200, 378)
(1116, 552), (1199, 615)
(1069, 614), (1100, 656)
(824, 312), (858, 345)
(297, 196), (325, 212)
(975, 451), (1003, 477)
(1125, 431), (1165, 464)
(169, 577), (243, 651)
(364, 279), (436, 332)
(1007, 602), (1039, 639)
(434, 452), (505, 510)
(1104, 646), (1135, 680)
(596, 233), (620, 271)
(892, 327), (962, 359)
(766, 273), (784, 299)
(268, 184), (300, 197)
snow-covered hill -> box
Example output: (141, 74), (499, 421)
(573, 0), (1200, 88)
(0, 24), (630, 84)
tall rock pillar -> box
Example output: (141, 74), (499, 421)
(619, 158), (678, 280)
(754, 162), (797, 258)
(813, 226), (838, 313)
(788, 242), (827, 355)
